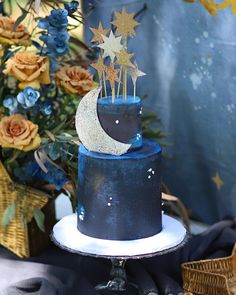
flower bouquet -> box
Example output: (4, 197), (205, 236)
(0, 0), (96, 257)
(0, 0), (165, 257)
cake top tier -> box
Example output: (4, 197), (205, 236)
(75, 8), (147, 156)
(98, 95), (141, 105)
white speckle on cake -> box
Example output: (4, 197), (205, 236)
(152, 170), (155, 175)
(139, 107), (143, 115)
(78, 206), (85, 221)
(148, 175), (151, 179)
(136, 133), (141, 139)
(107, 202), (111, 206)
(148, 168), (152, 172)
(115, 120), (119, 124)
(109, 197), (113, 200)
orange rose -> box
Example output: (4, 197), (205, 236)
(0, 46), (3, 65)
(56, 66), (95, 96)
(0, 114), (41, 151)
(3, 51), (50, 89)
(0, 16), (31, 46)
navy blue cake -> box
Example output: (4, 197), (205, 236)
(98, 95), (142, 150)
(77, 96), (162, 241)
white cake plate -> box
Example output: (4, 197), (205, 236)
(51, 214), (188, 259)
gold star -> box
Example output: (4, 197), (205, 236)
(111, 7), (140, 39)
(0, 161), (49, 257)
(115, 47), (135, 68)
(127, 61), (146, 84)
(212, 172), (224, 191)
(90, 55), (105, 79)
(98, 31), (123, 62)
(105, 62), (121, 89)
(90, 22), (110, 44)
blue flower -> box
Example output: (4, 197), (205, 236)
(3, 95), (18, 114)
(48, 9), (68, 29)
(37, 8), (70, 72)
(64, 1), (79, 15)
(41, 100), (53, 115)
(15, 160), (68, 191)
(46, 31), (70, 56)
(17, 87), (40, 109)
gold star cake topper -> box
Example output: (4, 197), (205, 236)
(91, 55), (105, 79)
(127, 62), (146, 99)
(112, 7), (140, 39)
(105, 62), (121, 102)
(90, 21), (110, 44)
(116, 47), (134, 68)
(89, 7), (145, 102)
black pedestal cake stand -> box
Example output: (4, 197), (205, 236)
(51, 214), (188, 294)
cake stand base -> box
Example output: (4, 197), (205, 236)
(51, 214), (188, 293)
(51, 214), (187, 259)
(95, 259), (138, 294)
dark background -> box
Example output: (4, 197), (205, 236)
(82, 0), (236, 224)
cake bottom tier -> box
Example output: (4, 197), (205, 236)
(77, 140), (162, 240)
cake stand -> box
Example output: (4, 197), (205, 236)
(51, 214), (188, 294)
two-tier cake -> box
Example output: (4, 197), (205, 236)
(75, 8), (162, 242)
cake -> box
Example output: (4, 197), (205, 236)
(75, 9), (162, 241)
(77, 95), (162, 240)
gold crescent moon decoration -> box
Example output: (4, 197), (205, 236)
(75, 87), (131, 156)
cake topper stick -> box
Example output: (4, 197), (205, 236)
(127, 62), (146, 100)
(117, 65), (122, 97)
(115, 47), (134, 101)
(98, 31), (123, 99)
(103, 71), (107, 97)
(105, 62), (121, 103)
(90, 55), (106, 98)
(112, 8), (139, 101)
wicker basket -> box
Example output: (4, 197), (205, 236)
(0, 161), (55, 258)
(182, 244), (236, 295)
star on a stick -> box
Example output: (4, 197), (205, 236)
(0, 161), (49, 257)
(105, 62), (121, 88)
(112, 7), (140, 39)
(90, 55), (105, 79)
(212, 172), (224, 190)
(127, 61), (146, 84)
(115, 47), (135, 68)
(98, 31), (123, 62)
(90, 21), (110, 44)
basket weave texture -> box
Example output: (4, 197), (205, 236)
(0, 161), (50, 258)
(182, 244), (236, 295)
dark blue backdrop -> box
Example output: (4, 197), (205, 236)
(82, 0), (236, 224)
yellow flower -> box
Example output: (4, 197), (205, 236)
(3, 51), (50, 89)
(0, 16), (31, 46)
(56, 66), (95, 96)
(0, 114), (41, 151)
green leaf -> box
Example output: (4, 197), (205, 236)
(33, 208), (45, 232)
(2, 203), (16, 226)
(12, 10), (28, 31)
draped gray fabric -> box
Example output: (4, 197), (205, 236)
(82, 0), (236, 224)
